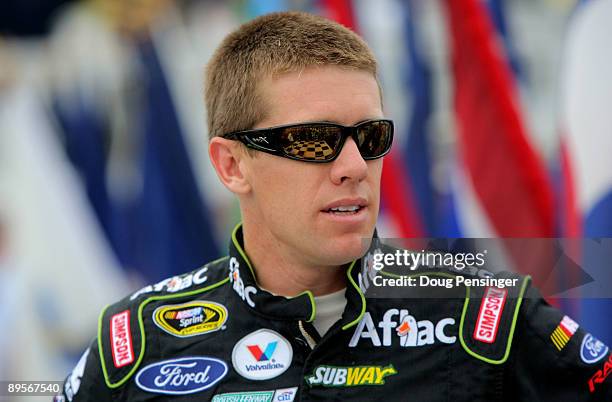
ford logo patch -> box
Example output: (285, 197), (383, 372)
(135, 356), (228, 395)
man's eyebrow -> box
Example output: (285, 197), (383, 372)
(309, 117), (383, 125)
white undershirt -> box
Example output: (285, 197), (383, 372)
(313, 288), (348, 336)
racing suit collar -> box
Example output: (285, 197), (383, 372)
(227, 224), (368, 327)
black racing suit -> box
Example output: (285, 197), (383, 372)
(55, 225), (612, 401)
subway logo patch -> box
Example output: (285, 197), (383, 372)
(306, 365), (397, 387)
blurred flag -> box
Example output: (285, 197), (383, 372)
(50, 5), (220, 282)
(0, 76), (130, 378)
(443, 0), (555, 238)
(125, 37), (221, 281)
(560, 0), (612, 344)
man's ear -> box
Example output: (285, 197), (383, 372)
(209, 137), (252, 195)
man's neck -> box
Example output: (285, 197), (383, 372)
(241, 222), (347, 297)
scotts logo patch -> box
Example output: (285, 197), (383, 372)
(211, 387), (298, 402)
(232, 329), (293, 381)
(550, 315), (579, 351)
(153, 301), (227, 338)
(349, 309), (456, 347)
(581, 334), (610, 364)
(306, 365), (397, 387)
(135, 356), (228, 395)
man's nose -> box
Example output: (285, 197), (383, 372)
(329, 137), (368, 184)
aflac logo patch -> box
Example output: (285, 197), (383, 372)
(349, 308), (456, 347)
(581, 334), (609, 364)
(229, 257), (257, 308)
(232, 329), (293, 381)
(135, 356), (227, 395)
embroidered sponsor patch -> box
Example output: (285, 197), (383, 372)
(130, 266), (209, 300)
(272, 387), (298, 401)
(306, 365), (397, 387)
(64, 348), (90, 401)
(212, 390), (274, 402)
(588, 353), (612, 393)
(211, 387), (297, 402)
(349, 308), (456, 347)
(473, 287), (508, 343)
(153, 301), (227, 338)
(232, 329), (293, 381)
(229, 257), (257, 308)
(135, 356), (228, 395)
(110, 310), (134, 368)
(550, 315), (579, 351)
(581, 333), (610, 364)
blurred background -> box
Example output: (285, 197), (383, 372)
(0, 0), (611, 395)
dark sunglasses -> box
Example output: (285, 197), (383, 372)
(222, 119), (394, 162)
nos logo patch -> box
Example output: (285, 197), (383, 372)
(135, 356), (228, 395)
(153, 301), (227, 338)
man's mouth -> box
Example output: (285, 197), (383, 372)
(322, 198), (368, 216)
(325, 205), (364, 215)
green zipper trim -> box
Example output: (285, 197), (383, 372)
(458, 275), (531, 365)
(342, 260), (366, 331)
(298, 290), (317, 323)
(231, 223), (257, 280)
(230, 223), (316, 322)
(99, 276), (230, 389)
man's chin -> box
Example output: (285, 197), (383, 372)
(318, 232), (372, 266)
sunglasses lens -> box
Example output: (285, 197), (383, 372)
(356, 120), (393, 158)
(279, 125), (342, 161)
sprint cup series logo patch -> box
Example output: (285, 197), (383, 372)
(550, 315), (579, 351)
(306, 365), (397, 387)
(232, 329), (293, 381)
(153, 301), (227, 338)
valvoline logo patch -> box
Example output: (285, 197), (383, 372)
(247, 342), (278, 362)
(232, 329), (293, 381)
(135, 356), (228, 395)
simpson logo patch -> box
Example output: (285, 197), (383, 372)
(473, 287), (508, 343)
(550, 315), (579, 351)
(306, 365), (397, 387)
(153, 301), (227, 338)
(110, 310), (134, 368)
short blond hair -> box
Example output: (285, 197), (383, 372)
(205, 11), (379, 139)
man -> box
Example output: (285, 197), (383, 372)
(56, 11), (611, 401)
